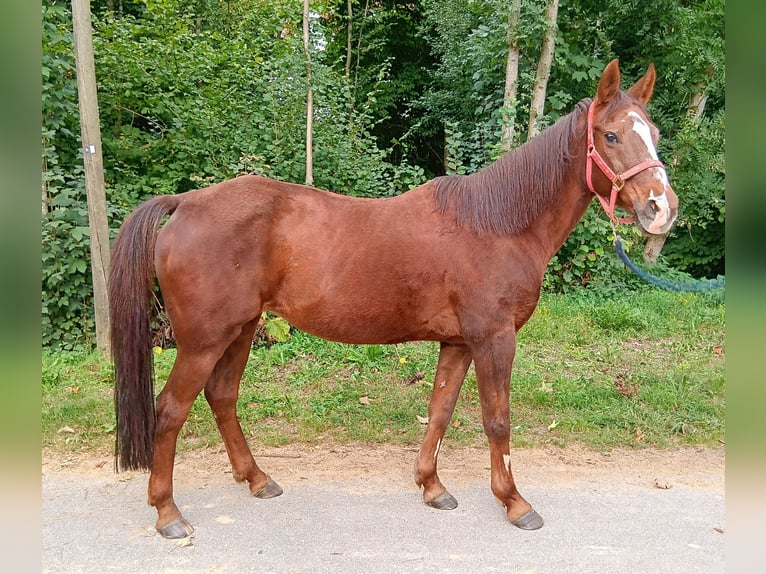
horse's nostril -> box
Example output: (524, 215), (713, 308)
(649, 199), (660, 214)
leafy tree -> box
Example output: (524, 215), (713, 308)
(323, 1), (438, 170)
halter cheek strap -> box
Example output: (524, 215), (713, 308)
(586, 101), (665, 225)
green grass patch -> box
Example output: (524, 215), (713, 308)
(41, 289), (725, 456)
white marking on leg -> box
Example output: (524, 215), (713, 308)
(503, 454), (511, 471)
(434, 438), (442, 462)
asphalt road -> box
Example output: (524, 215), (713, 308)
(42, 446), (725, 574)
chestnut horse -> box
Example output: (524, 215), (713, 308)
(109, 59), (678, 538)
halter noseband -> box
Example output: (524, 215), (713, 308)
(585, 101), (665, 225)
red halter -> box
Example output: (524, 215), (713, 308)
(585, 101), (665, 225)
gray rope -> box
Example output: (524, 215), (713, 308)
(614, 237), (724, 292)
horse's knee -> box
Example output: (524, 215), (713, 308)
(482, 416), (510, 441)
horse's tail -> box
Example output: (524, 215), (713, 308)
(109, 195), (181, 471)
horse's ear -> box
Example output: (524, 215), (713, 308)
(595, 59), (621, 107)
(626, 63), (656, 105)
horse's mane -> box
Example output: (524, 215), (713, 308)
(433, 98), (591, 235)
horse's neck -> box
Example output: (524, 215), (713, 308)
(524, 178), (594, 263)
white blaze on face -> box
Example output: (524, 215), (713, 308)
(627, 111), (672, 232)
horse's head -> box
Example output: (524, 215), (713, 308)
(586, 59), (678, 235)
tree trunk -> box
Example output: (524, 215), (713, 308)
(500, 0), (521, 152)
(345, 0), (353, 79)
(42, 155), (48, 215)
(527, 0), (559, 139)
(71, 0), (111, 354)
(643, 234), (666, 263)
(353, 0), (372, 101)
(303, 0), (313, 186)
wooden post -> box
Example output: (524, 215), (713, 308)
(71, 0), (111, 353)
(303, 0), (314, 186)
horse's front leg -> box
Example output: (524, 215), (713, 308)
(415, 342), (472, 509)
(471, 332), (544, 530)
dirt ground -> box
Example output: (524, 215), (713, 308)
(41, 441), (725, 492)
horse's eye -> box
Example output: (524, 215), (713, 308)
(604, 132), (619, 144)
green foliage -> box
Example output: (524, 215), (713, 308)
(544, 205), (614, 293)
(263, 313), (292, 344)
(322, 1), (438, 170)
(661, 110), (725, 277)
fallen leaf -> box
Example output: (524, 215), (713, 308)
(359, 396), (370, 405)
(416, 415), (429, 425)
(614, 376), (639, 397)
(452, 420), (461, 429)
(404, 371), (425, 385)
(712, 345), (723, 356)
(654, 478), (671, 489)
(175, 536), (194, 548)
(57, 426), (76, 434)
(547, 420), (558, 431)
(635, 428), (645, 441)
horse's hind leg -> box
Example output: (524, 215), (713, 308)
(204, 318), (282, 499)
(414, 342), (472, 510)
(148, 346), (223, 539)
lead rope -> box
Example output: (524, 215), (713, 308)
(611, 223), (724, 292)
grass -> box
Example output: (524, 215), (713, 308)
(41, 289), (725, 457)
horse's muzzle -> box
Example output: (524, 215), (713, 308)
(634, 188), (678, 235)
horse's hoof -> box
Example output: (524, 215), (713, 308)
(426, 491), (458, 510)
(158, 516), (194, 539)
(510, 509), (544, 530)
(253, 478), (283, 499)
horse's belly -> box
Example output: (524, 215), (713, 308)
(266, 294), (460, 345)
